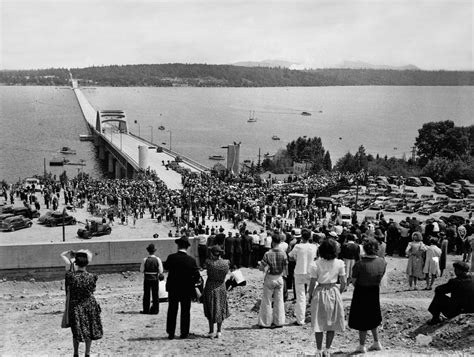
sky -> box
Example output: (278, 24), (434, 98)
(0, 0), (472, 70)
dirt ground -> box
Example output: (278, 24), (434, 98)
(1, 254), (473, 356)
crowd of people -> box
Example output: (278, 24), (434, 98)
(5, 167), (473, 356)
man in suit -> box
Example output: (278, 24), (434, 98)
(428, 261), (474, 324)
(164, 236), (200, 339)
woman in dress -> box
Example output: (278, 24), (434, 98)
(438, 232), (448, 277)
(66, 249), (103, 357)
(308, 239), (346, 357)
(203, 245), (230, 338)
(348, 238), (387, 353)
(423, 237), (442, 290)
(405, 232), (427, 290)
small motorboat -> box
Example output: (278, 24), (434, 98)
(301, 111), (312, 116)
(65, 159), (86, 166)
(50, 157), (69, 166)
(209, 155), (225, 160)
(271, 135), (280, 140)
(59, 147), (76, 154)
(158, 125), (165, 130)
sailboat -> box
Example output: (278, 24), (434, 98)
(247, 110), (257, 123)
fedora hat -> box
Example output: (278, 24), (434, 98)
(175, 235), (191, 248)
(209, 245), (224, 256)
(146, 244), (157, 253)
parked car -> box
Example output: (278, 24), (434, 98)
(418, 201), (443, 215)
(420, 194), (435, 202)
(384, 198), (404, 212)
(462, 184), (474, 196)
(12, 206), (40, 219)
(77, 220), (111, 239)
(369, 196), (391, 210)
(44, 211), (77, 226)
(403, 192), (418, 200)
(420, 176), (435, 186)
(402, 199), (423, 213)
(447, 187), (463, 199)
(406, 177), (422, 187)
(434, 182), (447, 194)
(38, 211), (55, 224)
(442, 200), (464, 213)
(0, 205), (14, 214)
(0, 215), (32, 232)
(0, 213), (15, 223)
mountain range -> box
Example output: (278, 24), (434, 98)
(232, 59), (420, 70)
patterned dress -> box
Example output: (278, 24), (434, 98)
(203, 258), (230, 323)
(406, 241), (426, 279)
(66, 271), (103, 342)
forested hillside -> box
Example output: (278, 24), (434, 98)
(1, 64), (472, 86)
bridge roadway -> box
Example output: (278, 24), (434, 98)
(72, 82), (208, 190)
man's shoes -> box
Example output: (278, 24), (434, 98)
(293, 321), (304, 326)
(354, 345), (366, 354)
(179, 334), (189, 339)
(272, 325), (283, 329)
(368, 341), (383, 351)
(215, 332), (222, 338)
(207, 332), (214, 338)
(167, 335), (175, 340)
(139, 311), (149, 314)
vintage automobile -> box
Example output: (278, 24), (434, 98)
(0, 205), (14, 214)
(384, 198), (404, 212)
(77, 220), (112, 239)
(43, 211), (77, 226)
(38, 211), (55, 224)
(0, 215), (32, 232)
(402, 199), (423, 213)
(434, 182), (447, 194)
(418, 201), (444, 215)
(12, 206), (40, 219)
(441, 200), (464, 213)
(406, 177), (422, 187)
(420, 176), (435, 186)
(0, 213), (15, 223)
(368, 196), (391, 210)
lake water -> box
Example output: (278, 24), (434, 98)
(0, 85), (472, 183)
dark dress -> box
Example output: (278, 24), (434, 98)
(66, 271), (103, 342)
(348, 256), (386, 331)
(203, 258), (230, 323)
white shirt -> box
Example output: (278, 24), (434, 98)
(278, 241), (288, 253)
(310, 258), (345, 284)
(251, 234), (260, 245)
(288, 242), (318, 275)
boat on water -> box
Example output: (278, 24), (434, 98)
(271, 135), (280, 140)
(59, 147), (76, 154)
(50, 157), (69, 166)
(158, 125), (165, 130)
(247, 110), (257, 123)
(301, 111), (312, 116)
(209, 155), (225, 160)
(65, 159), (86, 166)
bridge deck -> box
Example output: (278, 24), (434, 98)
(73, 85), (205, 190)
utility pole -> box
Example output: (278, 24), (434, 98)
(411, 146), (416, 162)
(257, 148), (261, 171)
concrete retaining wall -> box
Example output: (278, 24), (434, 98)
(0, 238), (199, 271)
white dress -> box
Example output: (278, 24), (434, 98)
(309, 258), (346, 332)
(423, 244), (441, 276)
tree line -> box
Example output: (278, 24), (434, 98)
(1, 64), (472, 87)
(263, 121), (474, 183)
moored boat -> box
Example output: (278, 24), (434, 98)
(50, 157), (69, 166)
(271, 135), (280, 140)
(209, 155), (225, 160)
(59, 147), (76, 154)
(247, 110), (257, 123)
(301, 111), (312, 116)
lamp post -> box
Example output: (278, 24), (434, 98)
(134, 120), (141, 137)
(148, 125), (154, 143)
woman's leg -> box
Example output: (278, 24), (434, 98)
(217, 322), (222, 333)
(413, 277), (418, 289)
(73, 338), (79, 356)
(359, 330), (368, 346)
(315, 332), (324, 350)
(208, 320), (214, 334)
(425, 274), (430, 288)
(85, 340), (91, 356)
(325, 331), (335, 349)
(371, 328), (379, 342)
(408, 276), (413, 288)
(430, 274), (436, 289)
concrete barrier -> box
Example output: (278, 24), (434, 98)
(0, 237), (199, 272)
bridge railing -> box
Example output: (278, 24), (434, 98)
(129, 133), (210, 172)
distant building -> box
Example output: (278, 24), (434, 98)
(293, 162), (312, 175)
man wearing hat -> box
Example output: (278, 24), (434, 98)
(140, 244), (164, 314)
(427, 261), (474, 324)
(163, 236), (200, 339)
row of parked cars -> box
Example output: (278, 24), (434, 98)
(330, 176), (474, 216)
(0, 205), (112, 238)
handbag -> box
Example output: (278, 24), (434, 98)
(193, 274), (204, 303)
